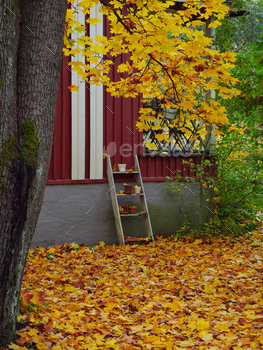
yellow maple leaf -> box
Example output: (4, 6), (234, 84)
(51, 309), (60, 318)
(29, 291), (39, 305)
(64, 285), (76, 293)
(259, 335), (263, 344)
(130, 325), (144, 333)
(8, 344), (21, 350)
(136, 121), (149, 132)
(86, 17), (102, 25)
(68, 84), (79, 92)
(38, 343), (52, 350)
(199, 331), (213, 342)
(166, 299), (181, 312)
(166, 341), (173, 350)
(216, 322), (229, 332)
(104, 301), (115, 312)
(204, 284), (216, 294)
(155, 134), (170, 142)
(211, 129), (222, 135)
(145, 141), (156, 150)
(196, 318), (210, 331)
(117, 63), (130, 73)
(140, 115), (156, 122)
(106, 339), (120, 350)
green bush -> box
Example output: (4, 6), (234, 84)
(165, 127), (263, 238)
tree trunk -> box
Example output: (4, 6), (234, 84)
(0, 0), (67, 345)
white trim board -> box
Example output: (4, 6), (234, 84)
(71, 4), (86, 180)
(89, 3), (104, 180)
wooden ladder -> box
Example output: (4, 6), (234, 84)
(107, 155), (154, 245)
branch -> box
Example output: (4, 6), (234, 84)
(99, 0), (133, 34)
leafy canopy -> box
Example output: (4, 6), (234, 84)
(64, 0), (240, 146)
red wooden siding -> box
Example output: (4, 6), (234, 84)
(103, 85), (143, 178)
(47, 54), (72, 183)
(138, 155), (216, 182)
(103, 15), (143, 179)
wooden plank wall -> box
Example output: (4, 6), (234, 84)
(102, 15), (143, 179)
(47, 54), (72, 182)
(138, 155), (216, 181)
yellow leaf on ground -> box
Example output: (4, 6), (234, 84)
(196, 318), (210, 331)
(166, 299), (181, 312)
(106, 339), (120, 350)
(51, 309), (60, 318)
(216, 323), (229, 332)
(166, 341), (173, 350)
(199, 331), (214, 342)
(204, 284), (216, 294)
(8, 344), (21, 350)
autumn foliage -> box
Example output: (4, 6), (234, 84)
(7, 224), (263, 349)
(64, 0), (240, 148)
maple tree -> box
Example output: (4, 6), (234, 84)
(7, 224), (263, 349)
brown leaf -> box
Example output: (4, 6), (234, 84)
(128, 303), (138, 312)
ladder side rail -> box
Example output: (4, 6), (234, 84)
(107, 156), (125, 245)
(135, 156), (154, 241)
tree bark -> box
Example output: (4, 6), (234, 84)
(0, 0), (67, 345)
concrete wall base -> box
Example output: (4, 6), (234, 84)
(33, 182), (209, 248)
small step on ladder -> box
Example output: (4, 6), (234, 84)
(107, 155), (154, 245)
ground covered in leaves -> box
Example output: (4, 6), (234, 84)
(9, 227), (263, 350)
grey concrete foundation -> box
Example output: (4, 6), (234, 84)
(33, 182), (210, 248)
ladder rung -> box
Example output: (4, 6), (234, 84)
(124, 236), (153, 244)
(120, 213), (147, 217)
(112, 171), (139, 174)
(116, 193), (144, 196)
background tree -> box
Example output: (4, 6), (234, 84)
(216, 0), (263, 53)
(216, 0), (263, 126)
(0, 0), (67, 345)
(203, 0), (263, 234)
